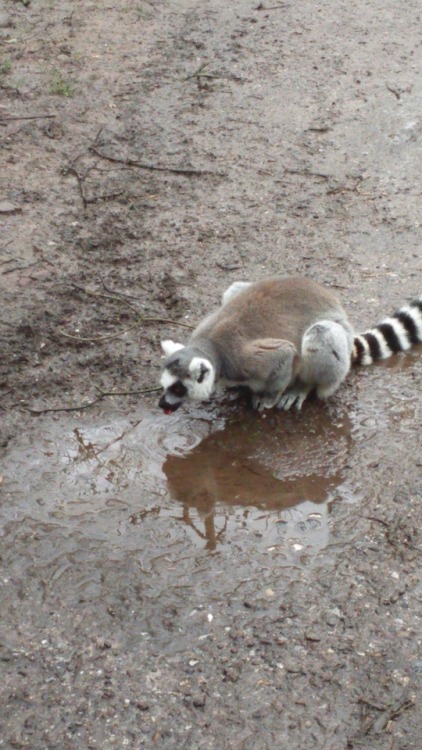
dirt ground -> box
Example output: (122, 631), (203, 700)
(1, 1), (422, 748)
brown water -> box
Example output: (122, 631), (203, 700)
(1, 356), (420, 623)
(1, 359), (421, 748)
(2, 400), (355, 563)
(3, 354), (420, 579)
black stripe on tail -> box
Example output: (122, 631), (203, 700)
(352, 296), (422, 366)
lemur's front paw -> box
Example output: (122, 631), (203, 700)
(251, 392), (280, 412)
(277, 386), (311, 411)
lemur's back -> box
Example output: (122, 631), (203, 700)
(192, 277), (347, 352)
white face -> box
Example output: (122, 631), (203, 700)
(158, 342), (216, 413)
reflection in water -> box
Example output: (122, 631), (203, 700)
(163, 407), (352, 550)
(0, 405), (354, 560)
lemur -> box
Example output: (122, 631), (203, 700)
(158, 277), (422, 414)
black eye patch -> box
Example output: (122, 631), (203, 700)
(169, 382), (187, 398)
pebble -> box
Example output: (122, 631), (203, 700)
(0, 201), (21, 214)
(192, 692), (206, 707)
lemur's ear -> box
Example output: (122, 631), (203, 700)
(189, 357), (212, 383)
(197, 361), (209, 383)
(161, 340), (185, 357)
(196, 362), (210, 383)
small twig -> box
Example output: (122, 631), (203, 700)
(100, 277), (147, 299)
(26, 395), (105, 415)
(89, 146), (221, 177)
(363, 515), (390, 528)
(67, 282), (139, 311)
(285, 168), (331, 180)
(0, 114), (56, 122)
(61, 283), (194, 340)
(184, 62), (210, 80)
(58, 315), (193, 343)
(216, 262), (241, 271)
(98, 387), (161, 397)
(68, 164), (88, 208)
(386, 84), (401, 100)
(388, 700), (414, 721)
(326, 180), (362, 195)
(92, 126), (103, 146)
(307, 126), (331, 133)
(86, 191), (123, 204)
(65, 150), (108, 208)
(0, 257), (22, 267)
(357, 698), (385, 712)
(24, 386), (161, 415)
(184, 63), (224, 81)
(58, 321), (145, 343)
(113, 88), (142, 99)
(256, 3), (289, 9)
(2, 260), (44, 275)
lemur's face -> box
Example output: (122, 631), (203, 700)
(158, 340), (215, 414)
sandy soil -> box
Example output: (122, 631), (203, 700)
(1, 1), (422, 748)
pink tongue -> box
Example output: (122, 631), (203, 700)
(164, 408), (173, 415)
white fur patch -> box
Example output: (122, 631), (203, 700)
(188, 357), (215, 400)
(161, 340), (185, 357)
(160, 369), (177, 389)
(222, 281), (252, 306)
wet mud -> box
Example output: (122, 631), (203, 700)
(1, 1), (422, 748)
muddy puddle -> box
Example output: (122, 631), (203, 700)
(1, 355), (420, 616)
(2, 397), (356, 565)
(2, 356), (420, 575)
(1, 358), (421, 745)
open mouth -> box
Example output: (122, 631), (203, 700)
(158, 395), (182, 414)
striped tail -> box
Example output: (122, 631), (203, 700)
(352, 295), (422, 366)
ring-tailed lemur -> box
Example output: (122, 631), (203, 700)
(158, 277), (422, 414)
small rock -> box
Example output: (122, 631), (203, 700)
(223, 666), (240, 683)
(243, 599), (257, 610)
(326, 613), (339, 627)
(0, 201), (21, 214)
(283, 659), (304, 674)
(304, 631), (321, 642)
(192, 692), (206, 708)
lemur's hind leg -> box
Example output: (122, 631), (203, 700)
(277, 320), (353, 411)
(241, 338), (298, 412)
(222, 281), (252, 306)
